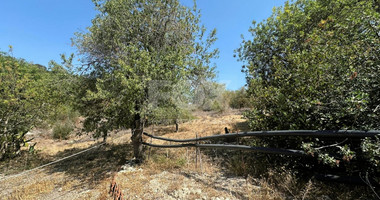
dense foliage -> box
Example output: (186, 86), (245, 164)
(227, 87), (252, 109)
(236, 0), (379, 172)
(46, 55), (80, 140)
(0, 53), (49, 160)
(0, 51), (80, 160)
(73, 0), (218, 160)
(192, 81), (229, 112)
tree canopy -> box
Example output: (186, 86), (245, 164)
(237, 0), (379, 131)
(73, 0), (218, 160)
(0, 51), (80, 160)
(236, 0), (379, 170)
(0, 52), (48, 160)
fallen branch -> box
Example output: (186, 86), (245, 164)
(315, 139), (348, 150)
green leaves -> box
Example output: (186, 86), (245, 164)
(73, 0), (218, 140)
(0, 52), (49, 160)
(238, 0), (380, 131)
(362, 137), (380, 169)
(237, 0), (380, 172)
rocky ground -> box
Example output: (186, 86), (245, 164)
(111, 162), (259, 200)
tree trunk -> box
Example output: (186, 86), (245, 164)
(131, 113), (145, 162)
(175, 119), (179, 132)
(0, 141), (6, 160)
(102, 132), (107, 143)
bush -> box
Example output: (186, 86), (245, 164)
(52, 121), (74, 140)
(193, 81), (230, 112)
(49, 106), (79, 140)
(228, 87), (252, 109)
(0, 52), (48, 160)
(149, 106), (194, 125)
(47, 105), (79, 125)
(236, 0), (380, 180)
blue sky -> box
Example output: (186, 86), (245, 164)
(0, 0), (287, 90)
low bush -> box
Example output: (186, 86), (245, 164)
(227, 87), (252, 109)
(52, 120), (74, 140)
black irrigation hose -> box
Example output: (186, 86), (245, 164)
(142, 142), (306, 156)
(143, 130), (380, 143)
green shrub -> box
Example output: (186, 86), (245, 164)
(52, 121), (74, 140)
(228, 87), (252, 109)
(149, 106), (194, 125)
(49, 105), (79, 140)
(48, 105), (79, 124)
(0, 52), (49, 160)
(193, 81), (230, 112)
(236, 0), (380, 174)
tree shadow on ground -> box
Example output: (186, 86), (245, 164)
(45, 142), (133, 188)
(0, 150), (54, 175)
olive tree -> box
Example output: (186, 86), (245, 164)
(73, 0), (218, 161)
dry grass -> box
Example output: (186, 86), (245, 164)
(30, 133), (101, 156)
(0, 109), (376, 200)
(3, 171), (67, 200)
(146, 110), (248, 143)
(0, 130), (133, 199)
(6, 179), (55, 200)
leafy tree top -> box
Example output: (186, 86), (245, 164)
(73, 0), (218, 147)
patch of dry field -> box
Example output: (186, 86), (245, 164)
(149, 110), (249, 141)
(0, 110), (287, 200)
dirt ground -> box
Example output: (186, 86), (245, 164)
(0, 110), (271, 200)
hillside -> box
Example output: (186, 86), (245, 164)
(0, 110), (374, 199)
(0, 110), (264, 200)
